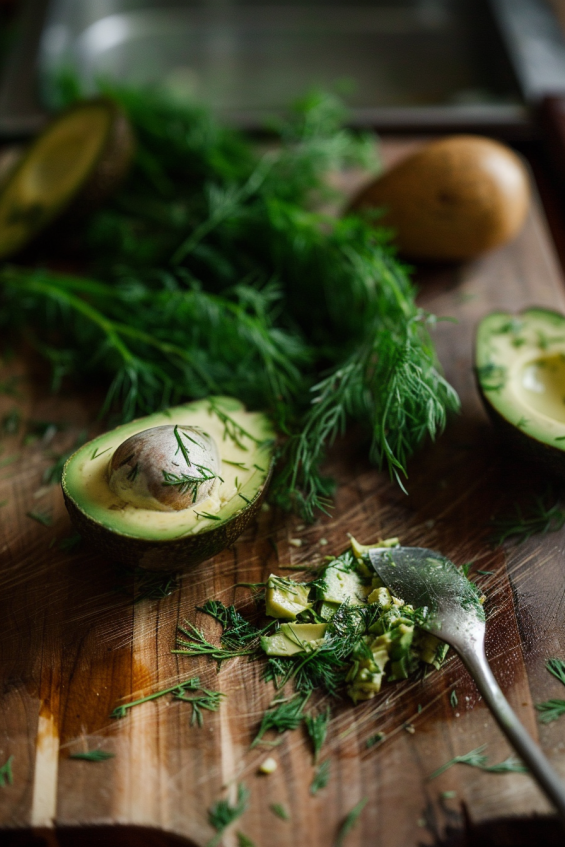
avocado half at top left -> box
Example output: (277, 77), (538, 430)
(476, 308), (565, 477)
(62, 397), (275, 572)
(0, 97), (133, 260)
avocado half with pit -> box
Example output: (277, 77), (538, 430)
(0, 97), (133, 259)
(62, 397), (275, 572)
(476, 308), (565, 476)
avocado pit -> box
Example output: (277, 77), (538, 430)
(108, 424), (220, 511)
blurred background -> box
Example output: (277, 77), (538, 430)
(0, 0), (565, 137)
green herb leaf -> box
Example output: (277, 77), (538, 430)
(69, 750), (115, 762)
(429, 745), (527, 779)
(304, 705), (331, 762)
(334, 798), (368, 847)
(0, 755), (13, 787)
(26, 510), (53, 527)
(206, 783), (249, 847)
(269, 803), (290, 821)
(251, 693), (309, 748)
(310, 759), (331, 795)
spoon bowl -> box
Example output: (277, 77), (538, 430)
(369, 546), (565, 824)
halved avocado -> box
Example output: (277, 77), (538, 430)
(62, 397), (275, 572)
(476, 308), (565, 476)
(0, 97), (133, 259)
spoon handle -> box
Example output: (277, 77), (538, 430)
(460, 645), (565, 824)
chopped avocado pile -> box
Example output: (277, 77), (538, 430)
(260, 537), (449, 703)
(476, 308), (565, 478)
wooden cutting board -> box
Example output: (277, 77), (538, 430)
(1, 140), (565, 847)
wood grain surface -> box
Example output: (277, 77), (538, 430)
(1, 140), (565, 847)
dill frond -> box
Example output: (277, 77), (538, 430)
(310, 759), (331, 795)
(206, 783), (249, 847)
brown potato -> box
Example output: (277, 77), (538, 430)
(350, 135), (530, 261)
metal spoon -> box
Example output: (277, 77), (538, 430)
(368, 546), (565, 823)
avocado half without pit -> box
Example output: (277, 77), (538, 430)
(62, 397), (275, 571)
(0, 97), (133, 260)
(476, 308), (565, 476)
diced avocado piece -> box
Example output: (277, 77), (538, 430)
(319, 600), (340, 621)
(346, 636), (390, 703)
(349, 534), (401, 558)
(367, 586), (393, 609)
(415, 632), (449, 669)
(261, 623), (327, 656)
(321, 561), (370, 605)
(265, 575), (312, 620)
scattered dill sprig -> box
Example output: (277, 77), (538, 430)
(58, 532), (82, 552)
(251, 693), (309, 748)
(206, 783), (249, 847)
(490, 491), (565, 547)
(535, 658), (565, 723)
(269, 803), (290, 821)
(429, 745), (527, 779)
(334, 797), (368, 847)
(304, 706), (331, 763)
(175, 684), (225, 727)
(0, 755), (13, 787)
(366, 732), (385, 749)
(69, 750), (115, 762)
(0, 453), (19, 468)
(236, 833), (255, 847)
(197, 599), (272, 650)
(310, 759), (331, 795)
(26, 510), (53, 527)
(174, 620), (258, 665)
(450, 690), (458, 709)
(111, 677), (201, 718)
(547, 657), (565, 687)
(535, 700), (565, 723)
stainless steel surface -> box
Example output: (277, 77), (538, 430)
(369, 546), (565, 824)
(0, 0), (528, 135)
(491, 0), (565, 101)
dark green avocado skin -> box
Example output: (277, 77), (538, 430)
(479, 394), (565, 480)
(63, 464), (271, 572)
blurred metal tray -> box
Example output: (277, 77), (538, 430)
(0, 0), (560, 138)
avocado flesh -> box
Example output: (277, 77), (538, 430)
(476, 309), (565, 474)
(62, 397), (274, 569)
(0, 98), (132, 259)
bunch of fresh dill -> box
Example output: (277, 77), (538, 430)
(0, 79), (459, 518)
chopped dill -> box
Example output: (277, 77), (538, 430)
(547, 657), (565, 687)
(69, 750), (115, 762)
(175, 684), (225, 727)
(535, 700), (565, 723)
(111, 677), (201, 718)
(173, 620), (258, 665)
(450, 690), (458, 708)
(429, 745), (527, 779)
(490, 490), (565, 547)
(251, 693), (309, 748)
(0, 755), (13, 787)
(206, 783), (249, 847)
(304, 706), (331, 762)
(197, 599), (273, 650)
(26, 510), (53, 527)
(535, 658), (565, 723)
(334, 798), (368, 847)
(91, 445), (111, 460)
(194, 511), (222, 521)
(366, 732), (385, 749)
(126, 463), (139, 482)
(236, 833), (255, 847)
(238, 492), (251, 504)
(269, 803), (290, 821)
(310, 759), (331, 795)
(0, 453), (19, 468)
(223, 460), (248, 469)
